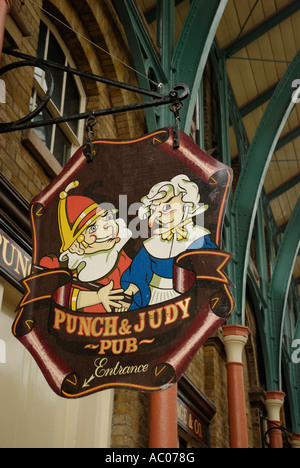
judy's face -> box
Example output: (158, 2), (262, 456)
(149, 193), (185, 235)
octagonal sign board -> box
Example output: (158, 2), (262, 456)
(13, 128), (234, 398)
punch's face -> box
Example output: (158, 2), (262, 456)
(80, 210), (120, 253)
(149, 193), (185, 235)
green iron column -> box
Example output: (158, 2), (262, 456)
(115, 0), (229, 131)
(157, 0), (229, 130)
(156, 0), (175, 128)
(255, 200), (269, 298)
(210, 49), (235, 288)
(171, 0), (228, 133)
(113, 0), (168, 131)
(156, 0), (175, 77)
(267, 198), (300, 386)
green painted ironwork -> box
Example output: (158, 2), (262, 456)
(267, 173), (300, 202)
(226, 47), (300, 426)
(267, 199), (300, 432)
(267, 199), (300, 387)
(115, 0), (228, 131)
(156, 0), (175, 75)
(113, 0), (168, 130)
(156, 0), (175, 128)
(171, 0), (228, 133)
(240, 85), (276, 118)
(275, 125), (300, 151)
(231, 50), (300, 325)
(255, 200), (268, 298)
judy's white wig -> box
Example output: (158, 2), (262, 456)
(139, 174), (208, 220)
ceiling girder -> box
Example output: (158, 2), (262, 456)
(224, 0), (300, 58)
(240, 85), (276, 118)
(267, 173), (300, 202)
(144, 0), (185, 24)
(275, 125), (300, 151)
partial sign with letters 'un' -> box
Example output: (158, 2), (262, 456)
(13, 128), (234, 398)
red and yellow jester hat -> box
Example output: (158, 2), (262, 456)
(58, 181), (107, 253)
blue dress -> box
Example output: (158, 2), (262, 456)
(121, 235), (217, 310)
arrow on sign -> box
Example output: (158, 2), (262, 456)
(82, 374), (95, 388)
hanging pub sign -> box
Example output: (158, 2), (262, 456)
(12, 127), (234, 398)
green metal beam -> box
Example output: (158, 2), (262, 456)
(295, 315), (300, 342)
(156, 0), (175, 73)
(266, 198), (300, 391)
(231, 50), (300, 325)
(156, 0), (175, 128)
(255, 200), (269, 298)
(267, 173), (300, 201)
(171, 0), (229, 133)
(114, 0), (167, 84)
(282, 354), (300, 433)
(215, 55), (232, 168)
(209, 43), (232, 167)
(240, 85), (276, 118)
(115, 0), (229, 132)
(278, 222), (288, 234)
(145, 0), (185, 25)
(246, 270), (269, 381)
(275, 125), (300, 151)
(115, 1), (229, 132)
(113, 0), (168, 130)
(227, 81), (250, 163)
(224, 1), (300, 57)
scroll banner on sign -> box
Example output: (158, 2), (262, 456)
(13, 128), (235, 398)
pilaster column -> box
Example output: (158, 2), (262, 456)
(223, 324), (250, 448)
(290, 433), (300, 449)
(148, 384), (178, 448)
(265, 391), (285, 448)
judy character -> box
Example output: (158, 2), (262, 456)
(121, 174), (216, 309)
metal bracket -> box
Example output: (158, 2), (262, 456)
(0, 49), (189, 137)
(169, 95), (183, 149)
(260, 415), (295, 448)
(83, 115), (97, 163)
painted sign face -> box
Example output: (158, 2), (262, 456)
(13, 128), (234, 398)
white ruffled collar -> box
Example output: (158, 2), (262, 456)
(144, 222), (210, 259)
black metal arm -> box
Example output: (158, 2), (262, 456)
(0, 49), (189, 135)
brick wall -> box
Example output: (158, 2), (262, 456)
(111, 390), (149, 448)
(0, 0), (145, 204)
(0, 0), (44, 200)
